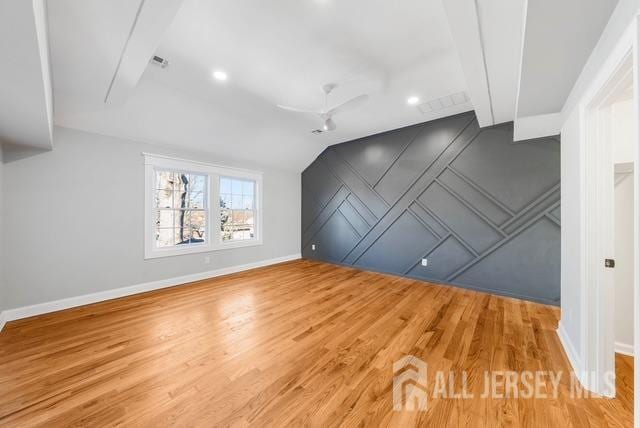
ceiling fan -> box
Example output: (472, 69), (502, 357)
(277, 83), (369, 132)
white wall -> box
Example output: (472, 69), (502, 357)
(1, 126), (301, 311)
(614, 171), (634, 353)
(560, 107), (583, 358)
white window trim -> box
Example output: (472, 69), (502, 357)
(144, 153), (264, 259)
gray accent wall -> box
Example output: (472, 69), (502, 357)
(302, 112), (561, 305)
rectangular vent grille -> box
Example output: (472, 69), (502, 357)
(417, 91), (469, 114)
(150, 55), (169, 68)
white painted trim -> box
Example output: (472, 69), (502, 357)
(615, 341), (635, 356)
(144, 153), (264, 259)
(0, 254), (301, 330)
(0, 312), (6, 333)
(557, 322), (586, 385)
(578, 50), (634, 398)
(142, 152), (264, 180)
(441, 0), (494, 128)
(513, 112), (562, 141)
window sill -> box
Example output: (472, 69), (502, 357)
(218, 238), (263, 250)
(144, 239), (263, 259)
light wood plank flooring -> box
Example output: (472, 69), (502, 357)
(0, 259), (633, 426)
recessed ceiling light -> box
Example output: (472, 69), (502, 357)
(212, 70), (228, 81)
(407, 96), (420, 105)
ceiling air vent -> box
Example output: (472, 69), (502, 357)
(150, 55), (169, 68)
(417, 91), (469, 114)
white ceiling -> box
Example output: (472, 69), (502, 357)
(48, 0), (472, 172)
(3, 0), (620, 167)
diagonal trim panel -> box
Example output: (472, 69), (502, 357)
(301, 112), (561, 305)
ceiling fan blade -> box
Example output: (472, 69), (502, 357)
(326, 94), (369, 116)
(276, 104), (320, 114)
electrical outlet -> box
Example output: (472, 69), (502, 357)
(421, 258), (428, 267)
(311, 244), (316, 251)
(204, 255), (211, 265)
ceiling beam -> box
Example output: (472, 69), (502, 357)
(105, 0), (184, 105)
(0, 0), (53, 149)
(513, 112), (562, 141)
(441, 0), (494, 127)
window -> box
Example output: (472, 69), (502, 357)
(144, 154), (262, 259)
(155, 171), (208, 248)
(220, 177), (255, 242)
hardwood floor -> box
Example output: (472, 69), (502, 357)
(0, 259), (633, 427)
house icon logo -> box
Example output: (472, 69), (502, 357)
(393, 355), (428, 411)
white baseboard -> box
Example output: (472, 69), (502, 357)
(557, 322), (587, 386)
(615, 341), (634, 357)
(0, 311), (6, 333)
(0, 253), (301, 331)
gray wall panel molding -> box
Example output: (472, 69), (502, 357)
(301, 112), (561, 305)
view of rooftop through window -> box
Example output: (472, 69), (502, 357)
(220, 177), (255, 242)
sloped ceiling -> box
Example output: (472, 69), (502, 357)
(48, 0), (473, 172)
(1, 0), (623, 165)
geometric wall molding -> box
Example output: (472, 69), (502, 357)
(302, 112), (560, 305)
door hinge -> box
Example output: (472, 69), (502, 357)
(605, 259), (615, 268)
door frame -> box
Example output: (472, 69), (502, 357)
(579, 15), (639, 410)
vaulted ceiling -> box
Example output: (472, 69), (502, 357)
(0, 0), (621, 171)
(48, 0), (471, 171)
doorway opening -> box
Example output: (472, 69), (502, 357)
(582, 50), (636, 407)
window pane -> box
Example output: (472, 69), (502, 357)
(149, 167), (211, 254)
(156, 228), (175, 248)
(231, 210), (245, 223)
(245, 210), (255, 225)
(242, 180), (254, 196)
(231, 194), (242, 209)
(231, 179), (243, 195)
(220, 177), (231, 194)
(155, 188), (173, 209)
(174, 210), (189, 230)
(189, 227), (206, 243)
(156, 171), (178, 191)
(188, 189), (205, 209)
(221, 209), (254, 242)
(189, 174), (206, 194)
(175, 173), (189, 194)
(155, 210), (173, 229)
(220, 193), (231, 209)
(242, 195), (253, 210)
(189, 210), (206, 231)
(220, 208), (232, 241)
(169, 191), (187, 209)
(176, 227), (189, 245)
